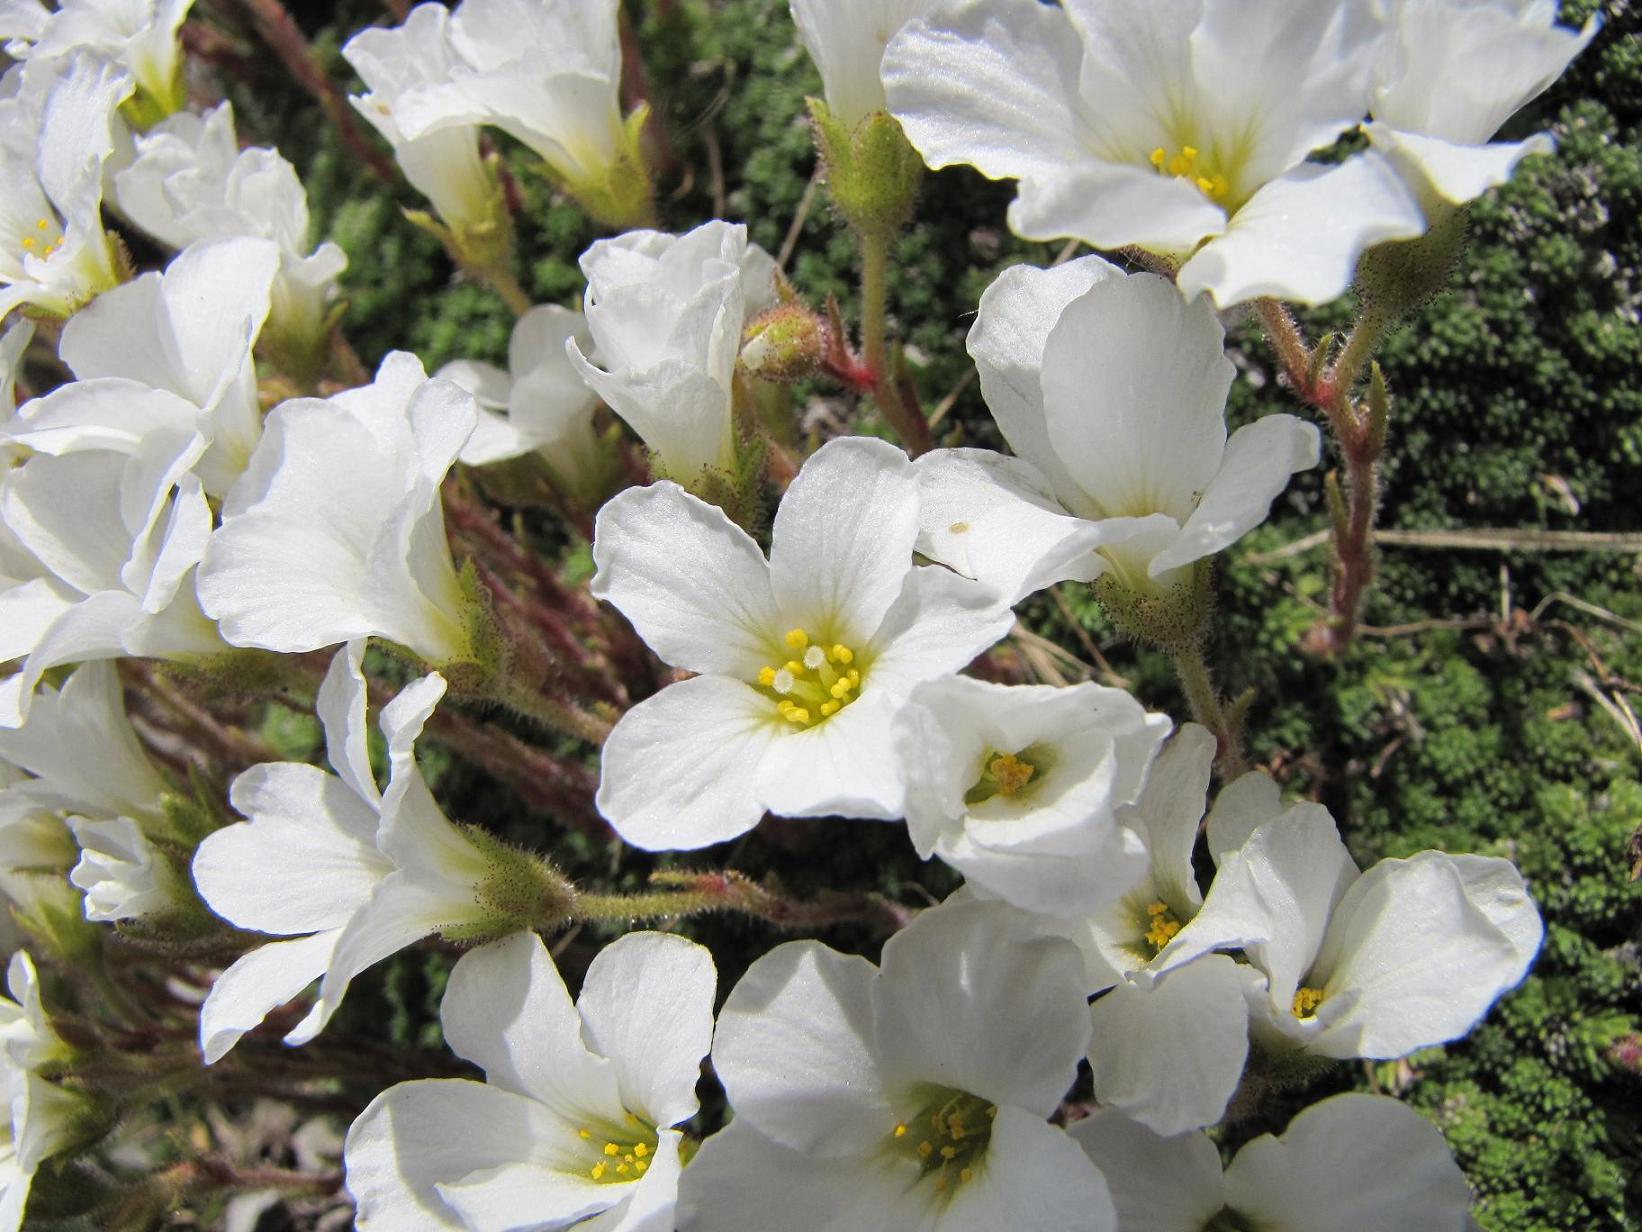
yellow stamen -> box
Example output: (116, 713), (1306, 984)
(988, 753), (1036, 797)
(754, 630), (863, 728)
(634, 1143), (649, 1157)
(830, 644), (854, 664)
(1143, 900), (1183, 952)
(1149, 147), (1166, 168)
(1293, 986), (1326, 1019)
(591, 1162), (606, 1180)
(603, 1142), (620, 1156)
(893, 1123), (907, 1138)
(758, 666), (777, 687)
(784, 628), (809, 651)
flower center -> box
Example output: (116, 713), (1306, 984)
(755, 628), (861, 728)
(20, 216), (64, 261)
(1147, 144), (1231, 202)
(1142, 900), (1183, 954)
(963, 749), (1044, 807)
(892, 1088), (997, 1193)
(1292, 986), (1326, 1020)
(578, 1114), (658, 1184)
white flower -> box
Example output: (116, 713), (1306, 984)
(190, 643), (516, 1061)
(67, 816), (179, 922)
(895, 676), (1169, 916)
(342, 3), (503, 243)
(345, 928), (714, 1231)
(382, 0), (648, 224)
(0, 375), (223, 726)
(0, 951), (81, 1232)
(1071, 1093), (1473, 1232)
(198, 352), (483, 664)
(916, 258), (1319, 604)
(56, 236), (279, 497)
(438, 303), (605, 495)
(882, 0), (1428, 306)
(568, 220), (777, 482)
(591, 435), (1014, 850)
(1365, 0), (1598, 208)
(1154, 798), (1543, 1062)
(0, 55), (131, 321)
(789, 0), (928, 131)
(111, 101), (349, 366)
(1, 0), (191, 124)
(678, 898), (1115, 1232)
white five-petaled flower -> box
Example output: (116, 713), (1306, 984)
(438, 303), (607, 498)
(111, 101), (350, 367)
(1072, 1093), (1473, 1232)
(882, 0), (1429, 306)
(895, 676), (1170, 916)
(590, 435), (1014, 851)
(198, 351), (483, 665)
(1152, 788), (1543, 1064)
(190, 644), (511, 1062)
(55, 235), (280, 498)
(916, 257), (1320, 605)
(0, 0), (191, 124)
(568, 220), (777, 483)
(1365, 0), (1598, 211)
(677, 898), (1116, 1232)
(345, 928), (715, 1231)
(342, 3), (504, 244)
(0, 55), (131, 322)
(789, 0), (929, 131)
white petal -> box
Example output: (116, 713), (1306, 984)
(753, 688), (905, 821)
(944, 1108), (1116, 1232)
(1039, 272), (1233, 524)
(1130, 724), (1217, 916)
(1068, 1109), (1226, 1232)
(1087, 956), (1251, 1136)
(590, 480), (780, 679)
(199, 763), (387, 934)
(1444, 853), (1544, 982)
(316, 641), (378, 808)
(440, 931), (621, 1118)
(1308, 852), (1527, 1060)
(768, 437), (919, 641)
(344, 1078), (571, 1232)
(1225, 1093), (1470, 1232)
(198, 931), (340, 1065)
(789, 0), (922, 130)
(0, 578), (78, 666)
(914, 448), (1107, 603)
(1204, 770), (1286, 864)
(965, 255), (1122, 503)
(874, 899), (1089, 1114)
(1370, 124), (1553, 205)
(595, 675), (778, 850)
(1147, 414), (1320, 577)
(883, 0), (1089, 186)
(577, 932), (716, 1128)
(713, 940), (893, 1156)
(864, 564), (1014, 696)
(1177, 152), (1427, 308)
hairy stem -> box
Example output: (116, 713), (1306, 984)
(859, 231), (932, 455)
(1169, 641), (1247, 778)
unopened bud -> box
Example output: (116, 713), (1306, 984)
(808, 99), (923, 239)
(443, 826), (577, 941)
(741, 304), (824, 384)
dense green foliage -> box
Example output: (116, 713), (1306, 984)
(242, 1), (1642, 1227)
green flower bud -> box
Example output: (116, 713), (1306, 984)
(740, 303), (825, 384)
(808, 98), (924, 240)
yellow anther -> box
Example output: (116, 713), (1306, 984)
(830, 679), (851, 699)
(784, 628), (809, 651)
(616, 1163), (631, 1175)
(591, 1162), (607, 1180)
(948, 1113), (965, 1140)
(830, 644), (854, 664)
(19, 238), (33, 250)
(986, 1106), (997, 1118)
(940, 1145), (957, 1160)
(959, 1167), (974, 1183)
(820, 701), (840, 717)
(988, 753), (1036, 797)
(847, 668), (860, 684)
(786, 707), (811, 725)
(34, 219), (47, 231)
(1182, 145), (1198, 160)
(1293, 986), (1326, 1019)
(783, 659), (804, 675)
(1143, 900), (1183, 952)
(917, 1140), (933, 1158)
(578, 1128), (591, 1139)
(1149, 147), (1166, 168)
(1147, 901), (1167, 916)
(603, 1142), (620, 1156)
(758, 666), (777, 687)
(636, 1160), (648, 1174)
(634, 1143), (649, 1157)
(893, 1123), (908, 1138)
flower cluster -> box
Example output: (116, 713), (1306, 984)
(0, 0), (1598, 1229)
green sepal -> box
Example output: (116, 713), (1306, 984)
(807, 98), (924, 240)
(1354, 200), (1470, 326)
